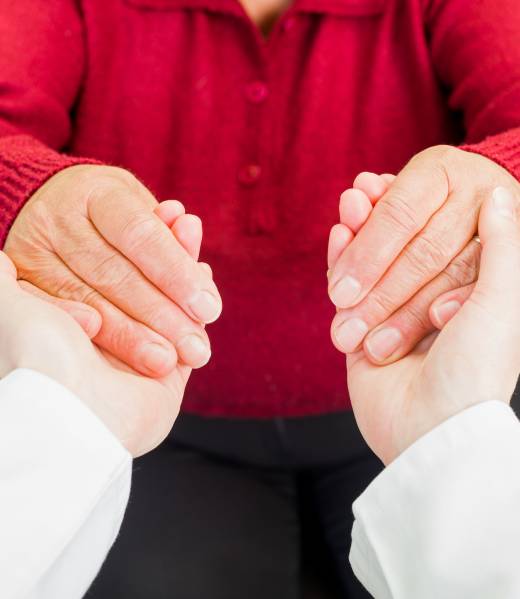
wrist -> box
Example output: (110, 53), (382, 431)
(0, 294), (95, 408)
(391, 391), (512, 464)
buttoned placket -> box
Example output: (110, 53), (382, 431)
(152, 0), (341, 236)
(235, 8), (300, 235)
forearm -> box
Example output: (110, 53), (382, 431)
(0, 0), (99, 245)
(425, 0), (520, 181)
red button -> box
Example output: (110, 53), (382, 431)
(238, 164), (262, 186)
(245, 81), (269, 104)
(282, 16), (296, 32)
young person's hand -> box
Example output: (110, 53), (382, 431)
(0, 250), (192, 457)
(4, 165), (221, 377)
(343, 187), (520, 464)
(328, 148), (519, 365)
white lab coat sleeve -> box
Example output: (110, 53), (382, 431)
(0, 368), (132, 599)
(349, 400), (520, 599)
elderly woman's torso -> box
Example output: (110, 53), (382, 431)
(69, 0), (461, 418)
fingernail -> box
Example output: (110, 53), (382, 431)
(189, 291), (222, 323)
(365, 327), (403, 362)
(177, 335), (211, 368)
(139, 343), (175, 374)
(333, 318), (369, 353)
(329, 275), (362, 308)
(431, 299), (461, 327)
(493, 187), (517, 220)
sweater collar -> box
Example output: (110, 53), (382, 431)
(124, 0), (385, 17)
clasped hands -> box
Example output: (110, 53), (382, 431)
(3, 165), (222, 457)
(328, 145), (520, 363)
(5, 165), (221, 377)
(328, 145), (520, 464)
(3, 145), (520, 462)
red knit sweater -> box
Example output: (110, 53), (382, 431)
(1, 0), (520, 418)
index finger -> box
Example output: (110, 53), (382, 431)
(89, 189), (222, 324)
(328, 155), (450, 309)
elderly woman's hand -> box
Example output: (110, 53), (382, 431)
(346, 187), (520, 464)
(4, 165), (221, 377)
(328, 146), (520, 364)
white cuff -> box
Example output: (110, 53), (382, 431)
(0, 368), (132, 599)
(350, 401), (520, 599)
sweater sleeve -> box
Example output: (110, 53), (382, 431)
(0, 0), (100, 247)
(424, 0), (520, 179)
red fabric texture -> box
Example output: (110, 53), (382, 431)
(0, 0), (519, 418)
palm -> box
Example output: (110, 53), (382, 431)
(91, 345), (191, 456)
(347, 349), (423, 464)
(347, 294), (515, 464)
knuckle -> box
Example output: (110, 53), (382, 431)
(104, 168), (157, 207)
(51, 275), (78, 299)
(108, 166), (140, 186)
(154, 255), (192, 294)
(121, 211), (162, 252)
(377, 190), (421, 236)
(66, 165), (100, 189)
(10, 252), (59, 287)
(146, 309), (172, 337)
(408, 147), (452, 189)
(421, 144), (458, 163)
(105, 318), (140, 353)
(412, 145), (459, 173)
(444, 243), (480, 287)
(365, 287), (398, 319)
(109, 168), (146, 198)
(164, 253), (191, 287)
(52, 275), (100, 306)
(60, 164), (105, 186)
(405, 234), (451, 279)
(88, 252), (135, 295)
(148, 305), (187, 337)
(62, 167), (117, 205)
(87, 169), (145, 209)
(92, 166), (140, 191)
(74, 287), (101, 307)
(401, 302), (432, 333)
(6, 201), (55, 253)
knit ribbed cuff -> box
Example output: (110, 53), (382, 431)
(461, 126), (520, 182)
(0, 134), (102, 247)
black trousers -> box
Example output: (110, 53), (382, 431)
(88, 411), (383, 599)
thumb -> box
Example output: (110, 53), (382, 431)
(171, 214), (203, 261)
(0, 252), (102, 339)
(430, 186), (520, 329)
(470, 186), (520, 320)
(425, 186), (520, 407)
(18, 280), (102, 339)
(0, 251), (18, 282)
